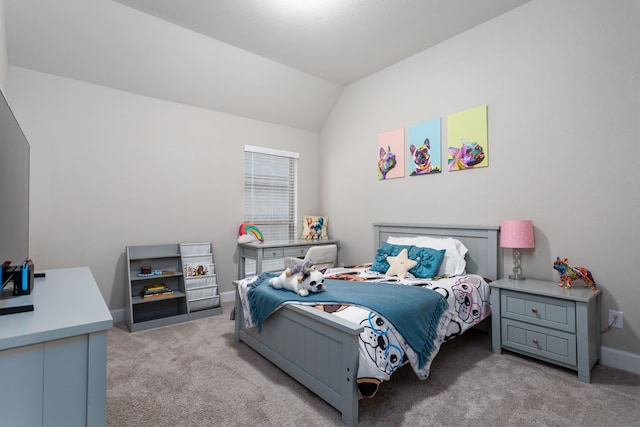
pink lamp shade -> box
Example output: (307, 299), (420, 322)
(500, 220), (535, 249)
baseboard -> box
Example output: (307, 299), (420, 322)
(109, 291), (236, 325)
(111, 308), (125, 324)
(220, 290), (235, 304)
(600, 346), (640, 375)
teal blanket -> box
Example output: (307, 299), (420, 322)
(247, 272), (449, 369)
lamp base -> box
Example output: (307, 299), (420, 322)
(509, 248), (526, 281)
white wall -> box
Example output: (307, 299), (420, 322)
(321, 0), (640, 355)
(0, 0), (8, 94)
(8, 67), (322, 310)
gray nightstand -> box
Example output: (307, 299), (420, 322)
(489, 278), (602, 383)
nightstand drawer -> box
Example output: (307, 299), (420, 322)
(501, 290), (576, 333)
(283, 246), (310, 257)
(263, 248), (284, 258)
(502, 319), (577, 366)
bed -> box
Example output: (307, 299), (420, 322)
(234, 223), (500, 426)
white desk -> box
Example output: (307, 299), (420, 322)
(0, 267), (113, 427)
(238, 239), (339, 279)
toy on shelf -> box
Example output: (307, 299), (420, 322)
(553, 257), (597, 290)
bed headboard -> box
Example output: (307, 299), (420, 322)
(373, 223), (500, 280)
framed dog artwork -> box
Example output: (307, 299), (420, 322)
(447, 105), (489, 172)
(408, 118), (442, 176)
(377, 128), (405, 180)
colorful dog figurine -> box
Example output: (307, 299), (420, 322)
(448, 139), (485, 171)
(410, 138), (434, 175)
(378, 145), (397, 179)
(553, 257), (597, 290)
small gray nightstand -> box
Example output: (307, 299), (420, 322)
(489, 278), (602, 383)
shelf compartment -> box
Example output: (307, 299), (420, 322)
(184, 276), (217, 289)
(132, 291), (186, 305)
(131, 272), (183, 282)
(132, 297), (187, 324)
(188, 296), (220, 312)
(187, 286), (217, 301)
(128, 244), (181, 260)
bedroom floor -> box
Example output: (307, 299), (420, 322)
(106, 302), (640, 426)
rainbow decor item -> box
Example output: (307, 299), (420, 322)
(239, 222), (264, 242)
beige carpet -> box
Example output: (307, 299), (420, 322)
(107, 303), (640, 426)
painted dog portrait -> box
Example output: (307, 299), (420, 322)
(448, 139), (485, 171)
(409, 138), (435, 175)
(378, 145), (397, 179)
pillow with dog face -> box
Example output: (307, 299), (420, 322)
(301, 215), (329, 240)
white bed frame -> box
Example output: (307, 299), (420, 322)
(234, 223), (500, 426)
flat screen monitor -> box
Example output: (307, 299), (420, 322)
(0, 88), (30, 268)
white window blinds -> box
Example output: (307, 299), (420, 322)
(243, 145), (298, 242)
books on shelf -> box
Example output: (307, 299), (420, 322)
(141, 291), (174, 299)
(185, 262), (215, 278)
(141, 284), (174, 299)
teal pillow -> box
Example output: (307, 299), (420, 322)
(371, 242), (410, 273)
(410, 246), (446, 278)
(371, 243), (445, 279)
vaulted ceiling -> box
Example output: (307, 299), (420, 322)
(5, 0), (530, 131)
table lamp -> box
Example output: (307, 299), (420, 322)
(500, 220), (535, 280)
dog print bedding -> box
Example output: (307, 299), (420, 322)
(236, 265), (491, 399)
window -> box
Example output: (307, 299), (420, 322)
(244, 145), (298, 272)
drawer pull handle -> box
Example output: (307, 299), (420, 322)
(531, 307), (538, 314)
(532, 338), (539, 344)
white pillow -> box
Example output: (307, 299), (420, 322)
(386, 236), (468, 276)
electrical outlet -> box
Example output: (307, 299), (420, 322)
(608, 310), (623, 329)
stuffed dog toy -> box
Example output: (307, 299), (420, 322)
(378, 145), (397, 179)
(448, 139), (485, 171)
(269, 268), (326, 296)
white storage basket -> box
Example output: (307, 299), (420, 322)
(189, 296), (219, 312)
(187, 285), (218, 301)
(185, 276), (217, 290)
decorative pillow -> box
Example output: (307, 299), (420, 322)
(301, 215), (329, 240)
(386, 236), (468, 277)
(385, 248), (417, 279)
(371, 242), (409, 273)
(410, 246), (446, 278)
(371, 242), (446, 278)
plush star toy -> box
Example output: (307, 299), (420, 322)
(385, 248), (417, 279)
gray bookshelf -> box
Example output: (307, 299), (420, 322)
(125, 242), (222, 332)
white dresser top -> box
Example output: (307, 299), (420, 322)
(0, 267), (113, 350)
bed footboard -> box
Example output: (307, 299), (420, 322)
(235, 287), (363, 426)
